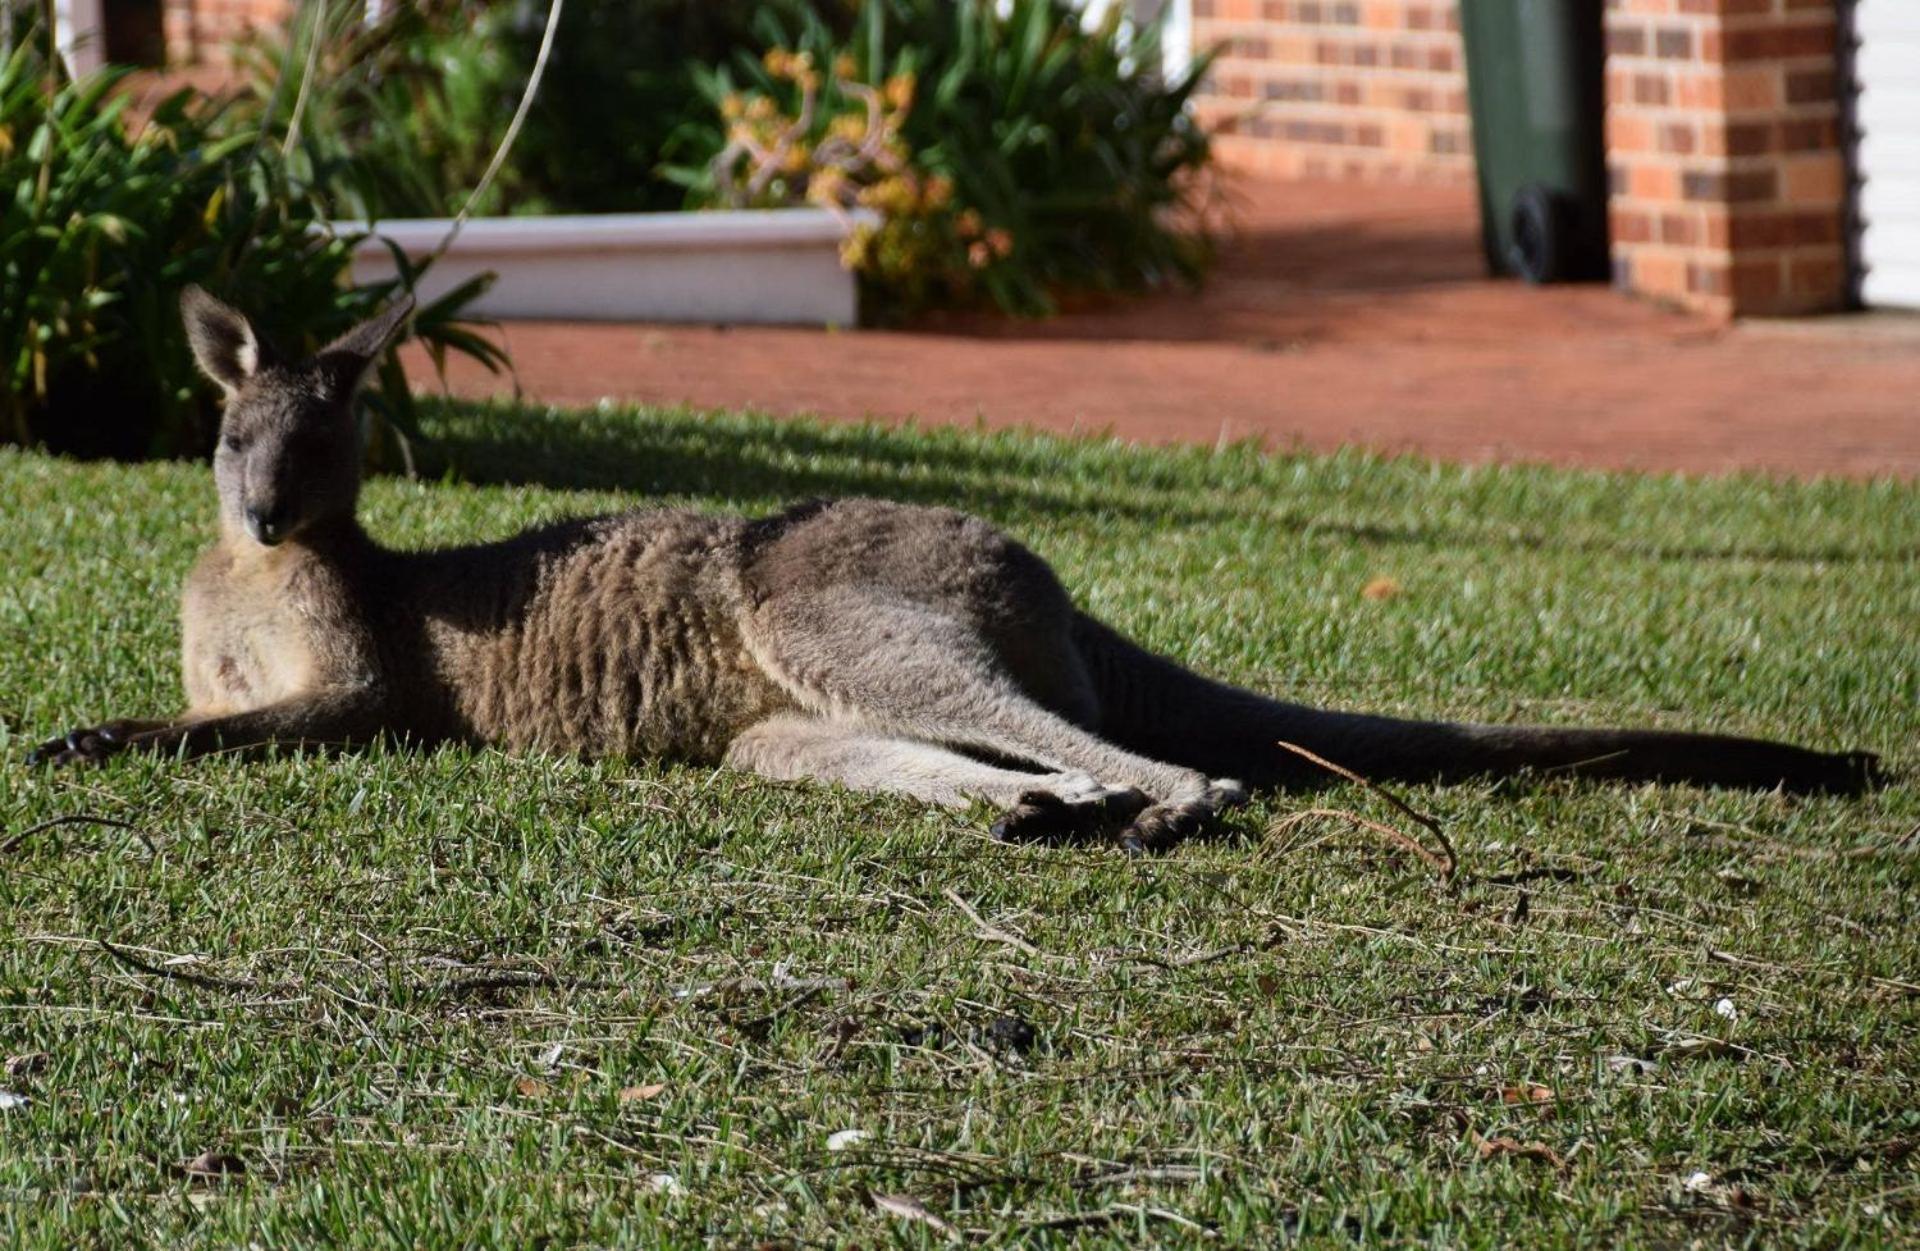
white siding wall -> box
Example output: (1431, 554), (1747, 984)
(54, 0), (104, 75)
(1854, 0), (1920, 308)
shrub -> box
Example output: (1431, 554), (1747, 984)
(678, 0), (1217, 317)
(501, 0), (784, 216)
(228, 0), (527, 220)
(0, 28), (504, 461)
(229, 0), (783, 220)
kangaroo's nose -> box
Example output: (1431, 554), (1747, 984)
(245, 506), (289, 546)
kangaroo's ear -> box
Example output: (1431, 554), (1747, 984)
(317, 294), (416, 394)
(181, 285), (263, 396)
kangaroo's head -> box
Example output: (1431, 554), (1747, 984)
(182, 286), (414, 548)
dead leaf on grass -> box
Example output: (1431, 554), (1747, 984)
(1361, 576), (1402, 601)
(618, 1083), (666, 1103)
(1680, 1169), (1763, 1211)
(1499, 1082), (1557, 1108)
(5, 1052), (48, 1079)
(1662, 1035), (1738, 1061)
(869, 1191), (959, 1238)
(177, 1151), (245, 1181)
(1469, 1131), (1566, 1170)
(514, 1077), (551, 1098)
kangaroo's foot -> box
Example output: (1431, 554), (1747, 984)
(726, 715), (1234, 852)
(727, 716), (1161, 844)
(1114, 780), (1249, 854)
(25, 719), (162, 768)
(990, 777), (1151, 845)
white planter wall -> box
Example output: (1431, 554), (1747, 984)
(343, 209), (871, 327)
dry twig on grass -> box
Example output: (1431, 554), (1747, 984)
(97, 940), (258, 994)
(3, 812), (157, 856)
(1271, 740), (1459, 882)
(943, 888), (1043, 959)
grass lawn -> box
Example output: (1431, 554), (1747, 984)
(1, 401), (1915, 1247)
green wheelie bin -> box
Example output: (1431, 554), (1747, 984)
(1459, 0), (1610, 283)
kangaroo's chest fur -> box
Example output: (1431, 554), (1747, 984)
(180, 543), (356, 717)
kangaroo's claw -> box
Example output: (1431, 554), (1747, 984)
(26, 725), (128, 768)
(991, 790), (1076, 843)
(991, 785), (1150, 845)
(1116, 801), (1208, 854)
(1114, 782), (1245, 854)
(24, 734), (72, 767)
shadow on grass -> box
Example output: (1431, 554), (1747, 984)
(413, 398), (1262, 529)
(410, 399), (1916, 567)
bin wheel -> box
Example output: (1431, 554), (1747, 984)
(1509, 184), (1573, 284)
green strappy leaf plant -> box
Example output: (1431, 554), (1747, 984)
(0, 22), (504, 461)
(674, 0), (1219, 317)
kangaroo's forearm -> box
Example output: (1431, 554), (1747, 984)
(134, 691), (389, 758)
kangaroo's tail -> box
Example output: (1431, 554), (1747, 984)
(1072, 614), (1879, 795)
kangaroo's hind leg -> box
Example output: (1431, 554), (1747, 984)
(742, 593), (1245, 849)
(725, 715), (1151, 842)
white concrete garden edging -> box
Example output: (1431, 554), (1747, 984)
(341, 209), (873, 327)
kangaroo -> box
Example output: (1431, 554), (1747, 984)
(27, 289), (1880, 849)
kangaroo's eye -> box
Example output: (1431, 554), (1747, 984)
(222, 434), (246, 453)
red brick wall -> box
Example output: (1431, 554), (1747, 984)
(163, 0), (291, 65)
(1604, 0), (1846, 317)
(1189, 0), (1474, 183)
(1191, 0), (1849, 317)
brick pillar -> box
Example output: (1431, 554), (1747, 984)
(1189, 0), (1474, 184)
(1604, 0), (1846, 319)
(163, 0), (294, 66)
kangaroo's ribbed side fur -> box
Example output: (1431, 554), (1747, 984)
(26, 290), (1881, 852)
(382, 514), (794, 759)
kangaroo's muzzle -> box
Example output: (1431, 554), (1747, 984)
(245, 506), (291, 546)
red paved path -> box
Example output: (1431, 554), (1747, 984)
(407, 178), (1920, 480)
